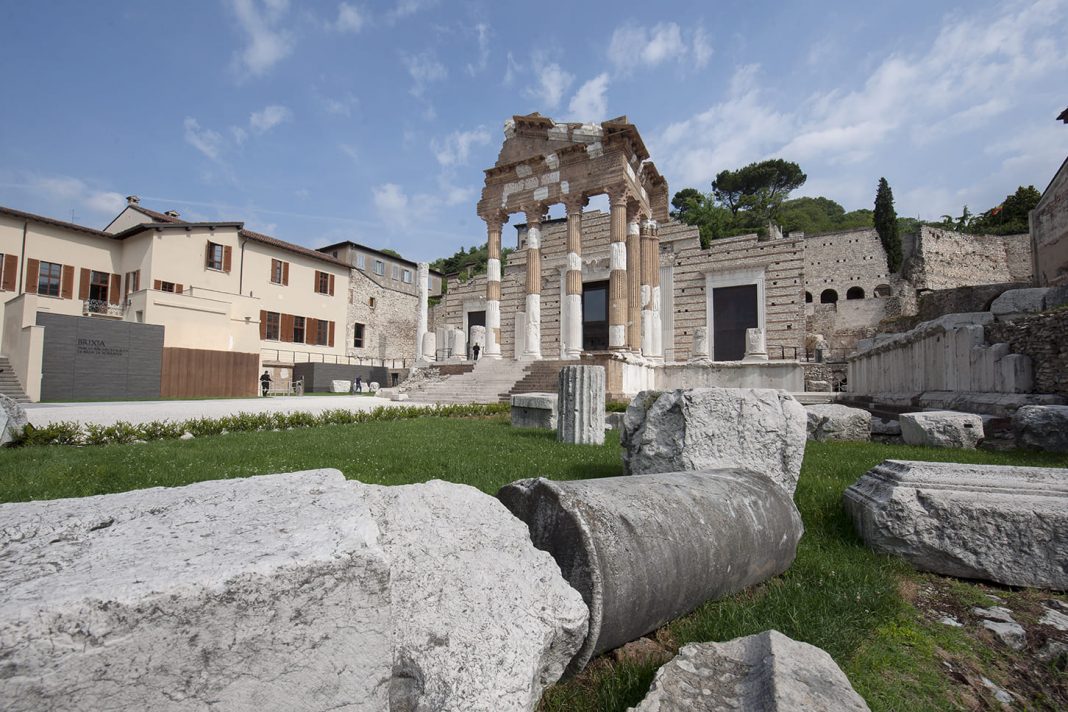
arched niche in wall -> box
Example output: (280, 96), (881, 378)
(804, 291), (813, 303)
(874, 284), (892, 298)
(846, 286), (865, 300)
(820, 289), (839, 304)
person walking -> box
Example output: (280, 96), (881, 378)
(472, 343), (480, 361)
(260, 370), (272, 397)
(354, 376), (363, 393)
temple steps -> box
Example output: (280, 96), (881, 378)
(405, 359), (531, 404)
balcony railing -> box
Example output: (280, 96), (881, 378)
(261, 348), (411, 369)
(82, 299), (128, 318)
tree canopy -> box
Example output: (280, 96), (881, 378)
(711, 159), (807, 222)
(967, 185), (1041, 235)
(430, 242), (514, 280)
(378, 248), (403, 259)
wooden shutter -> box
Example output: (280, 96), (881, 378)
(1, 254), (16, 291)
(328, 320), (335, 347)
(78, 268), (90, 300)
(133, 270), (140, 292)
(313, 270), (321, 293)
(24, 259), (39, 294)
(281, 313), (294, 342)
(154, 279), (162, 290)
(259, 310), (268, 340)
(223, 245), (232, 273)
(329, 274), (335, 296)
(109, 273), (121, 304)
(61, 265), (74, 299)
(307, 317), (319, 345)
(282, 261), (289, 286)
(204, 243), (212, 268)
(175, 284), (183, 294)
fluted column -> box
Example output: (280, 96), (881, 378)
(522, 205), (543, 360)
(608, 188), (628, 351)
(626, 206), (642, 352)
(483, 212), (504, 359)
(640, 219), (654, 356)
(416, 262), (429, 362)
(556, 364), (606, 445)
(649, 220), (662, 358)
(564, 196), (587, 359)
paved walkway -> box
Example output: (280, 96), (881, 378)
(24, 395), (409, 427)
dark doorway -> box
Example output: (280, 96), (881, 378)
(712, 284), (758, 361)
(467, 310), (486, 359)
(582, 280), (609, 351)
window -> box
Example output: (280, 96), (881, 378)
(37, 261), (62, 297)
(356, 254), (366, 270)
(206, 242), (224, 271)
(293, 316), (305, 344)
(316, 320), (329, 345)
(314, 270), (334, 295)
(392, 265), (400, 280)
(265, 312), (280, 340)
(820, 289), (838, 304)
(89, 270), (110, 302)
(271, 259), (288, 285)
(125, 270), (140, 295)
(402, 269), (412, 284)
(846, 286), (865, 300)
(374, 259), (385, 276)
(368, 296), (376, 308)
(353, 323), (365, 348)
(160, 281), (176, 293)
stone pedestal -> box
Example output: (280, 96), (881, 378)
(689, 327), (712, 364)
(556, 365), (605, 445)
(450, 328), (467, 361)
(511, 393), (558, 429)
(742, 327), (768, 362)
(420, 332), (436, 363)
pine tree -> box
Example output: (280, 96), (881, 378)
(874, 177), (902, 272)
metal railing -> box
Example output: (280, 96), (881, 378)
(261, 348), (410, 369)
(82, 299), (127, 318)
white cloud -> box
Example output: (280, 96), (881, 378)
(608, 22), (709, 72)
(19, 175), (126, 219)
(227, 0), (294, 77)
(183, 117), (225, 160)
(334, 2), (364, 33)
(372, 183), (412, 228)
(431, 127), (491, 166)
(466, 22), (490, 76)
(339, 143), (360, 161)
(386, 0), (437, 23)
(565, 73), (610, 122)
(249, 104), (293, 133)
(403, 51), (447, 97)
(525, 54), (573, 110)
(231, 126), (249, 144)
(503, 51), (522, 86)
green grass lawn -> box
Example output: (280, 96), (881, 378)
(1, 416), (1065, 710)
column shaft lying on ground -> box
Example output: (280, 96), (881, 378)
(498, 470), (804, 673)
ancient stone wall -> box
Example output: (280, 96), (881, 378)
(916, 282), (1030, 321)
(907, 226), (1032, 291)
(804, 227), (894, 303)
(670, 233), (805, 362)
(986, 308), (1068, 397)
(347, 269), (419, 363)
(1031, 157), (1068, 287)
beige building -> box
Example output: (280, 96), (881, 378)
(0, 197), (353, 401)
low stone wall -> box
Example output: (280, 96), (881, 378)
(916, 282), (1029, 321)
(986, 308), (1068, 397)
(583, 354), (805, 400)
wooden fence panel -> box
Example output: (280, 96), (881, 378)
(161, 348), (259, 399)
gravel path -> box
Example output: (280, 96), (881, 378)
(24, 395), (411, 427)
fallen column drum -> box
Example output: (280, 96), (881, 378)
(497, 470), (804, 672)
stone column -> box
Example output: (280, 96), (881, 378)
(640, 219), (655, 357)
(649, 220), (662, 359)
(415, 262), (429, 363)
(626, 206), (642, 352)
(522, 205), (543, 360)
(483, 212), (505, 359)
(564, 196), (587, 359)
(556, 364), (605, 445)
(608, 188), (628, 351)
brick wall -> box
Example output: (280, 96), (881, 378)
(986, 308), (1068, 397)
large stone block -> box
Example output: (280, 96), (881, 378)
(621, 388), (807, 496)
(990, 288), (1050, 321)
(366, 480), (588, 711)
(331, 378), (351, 393)
(557, 365), (605, 445)
(0, 470), (393, 711)
(0, 394), (28, 446)
(900, 410), (984, 449)
(806, 404), (872, 442)
(498, 470), (803, 672)
(1012, 405), (1068, 452)
(843, 459), (1068, 589)
(511, 392), (558, 429)
(630, 631), (870, 711)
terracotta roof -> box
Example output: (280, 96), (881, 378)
(317, 239), (441, 272)
(0, 205), (114, 238)
(129, 204), (183, 223)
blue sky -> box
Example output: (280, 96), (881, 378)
(1, 0), (1066, 261)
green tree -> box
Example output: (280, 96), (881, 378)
(874, 177), (902, 273)
(379, 248), (403, 259)
(711, 159), (807, 222)
(777, 196), (873, 234)
(969, 185), (1041, 235)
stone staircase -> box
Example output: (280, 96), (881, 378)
(506, 360), (570, 399)
(405, 359), (532, 404)
(0, 356), (30, 403)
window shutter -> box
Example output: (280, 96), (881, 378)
(25, 259), (39, 294)
(313, 270), (320, 293)
(154, 279), (162, 290)
(79, 268), (91, 300)
(61, 265), (74, 299)
(109, 273), (121, 304)
(133, 270), (140, 291)
(175, 284), (184, 294)
(328, 320), (335, 347)
(259, 310), (268, 340)
(1, 254), (17, 291)
(281, 313), (294, 342)
(307, 317), (318, 345)
(223, 245), (232, 273)
(282, 262), (289, 286)
(329, 274), (335, 296)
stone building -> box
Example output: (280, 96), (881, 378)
(1031, 152), (1068, 287)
